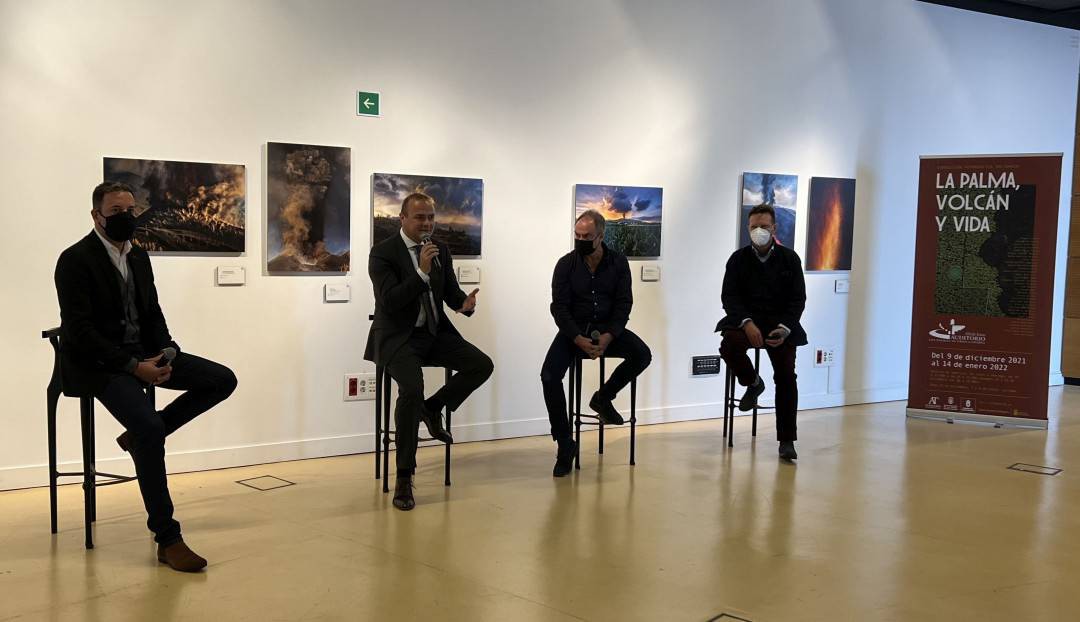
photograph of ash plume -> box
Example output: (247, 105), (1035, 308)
(806, 177), (856, 272)
(574, 184), (663, 258)
(372, 173), (483, 256)
(739, 172), (797, 249)
(266, 142), (351, 273)
(103, 157), (246, 253)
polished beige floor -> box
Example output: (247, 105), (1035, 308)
(2, 388), (1079, 621)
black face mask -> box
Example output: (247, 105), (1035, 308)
(101, 211), (137, 242)
(574, 238), (596, 257)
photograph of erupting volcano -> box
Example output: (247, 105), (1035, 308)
(266, 142), (351, 273)
(103, 157), (246, 253)
(739, 172), (797, 249)
(806, 177), (856, 271)
(372, 173), (483, 256)
(574, 184), (663, 258)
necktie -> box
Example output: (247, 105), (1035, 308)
(413, 246), (439, 335)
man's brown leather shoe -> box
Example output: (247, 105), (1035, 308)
(157, 540), (208, 572)
(393, 477), (415, 511)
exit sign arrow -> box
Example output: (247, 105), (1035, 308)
(356, 91), (381, 117)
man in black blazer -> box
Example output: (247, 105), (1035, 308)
(53, 182), (236, 571)
(716, 203), (807, 461)
(364, 192), (493, 511)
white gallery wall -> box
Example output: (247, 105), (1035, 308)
(0, 0), (1076, 490)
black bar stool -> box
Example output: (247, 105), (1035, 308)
(567, 354), (637, 469)
(722, 348), (774, 448)
(373, 364), (455, 492)
(43, 327), (147, 549)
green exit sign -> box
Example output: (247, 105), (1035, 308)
(357, 91), (381, 117)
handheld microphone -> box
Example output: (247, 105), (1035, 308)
(156, 346), (177, 368)
(590, 330), (601, 346)
(420, 233), (441, 269)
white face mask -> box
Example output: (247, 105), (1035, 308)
(750, 227), (772, 247)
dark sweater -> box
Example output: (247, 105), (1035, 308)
(715, 244), (808, 346)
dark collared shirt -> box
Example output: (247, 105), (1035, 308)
(550, 243), (633, 339)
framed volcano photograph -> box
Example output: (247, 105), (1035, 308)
(103, 157), (246, 254)
(266, 142), (351, 274)
(806, 177), (856, 272)
(573, 184), (663, 258)
(372, 173), (483, 256)
(739, 172), (797, 249)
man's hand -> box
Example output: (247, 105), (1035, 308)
(743, 321), (764, 348)
(574, 335), (602, 359)
(765, 328), (789, 348)
(597, 332), (614, 355)
(458, 288), (479, 314)
(134, 354), (171, 385)
(418, 242), (439, 274)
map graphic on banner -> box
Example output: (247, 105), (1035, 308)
(907, 154), (1062, 427)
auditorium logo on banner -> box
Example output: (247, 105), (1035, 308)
(929, 319), (987, 344)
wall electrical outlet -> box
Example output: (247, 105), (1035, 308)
(344, 373), (377, 401)
(691, 355), (722, 376)
(814, 348), (836, 368)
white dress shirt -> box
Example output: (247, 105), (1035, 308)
(94, 227), (133, 282)
(399, 228), (438, 329)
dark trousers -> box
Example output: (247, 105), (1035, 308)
(385, 328), (494, 476)
(719, 330), (798, 442)
(540, 329), (652, 442)
(94, 352), (236, 545)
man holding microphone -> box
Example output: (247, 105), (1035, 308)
(365, 192), (493, 511)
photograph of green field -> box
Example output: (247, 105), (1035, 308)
(574, 184), (663, 258)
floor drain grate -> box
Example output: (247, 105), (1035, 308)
(236, 475), (296, 491)
(1008, 463), (1062, 476)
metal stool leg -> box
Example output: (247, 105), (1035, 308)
(382, 368), (392, 494)
(726, 367), (734, 448)
(88, 401), (97, 523)
(47, 383), (59, 535)
(752, 349), (760, 438)
(374, 366), (382, 480)
(80, 397), (94, 549)
(444, 368), (453, 487)
(566, 357), (575, 434)
(629, 377), (637, 466)
(574, 359), (582, 470)
(597, 357), (605, 455)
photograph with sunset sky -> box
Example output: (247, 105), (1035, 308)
(806, 176), (856, 272)
(372, 173), (483, 256)
(574, 184), (663, 258)
(739, 172), (797, 249)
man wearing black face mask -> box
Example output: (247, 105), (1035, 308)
(541, 209), (652, 477)
(53, 181), (237, 572)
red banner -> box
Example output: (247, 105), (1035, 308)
(907, 154), (1062, 427)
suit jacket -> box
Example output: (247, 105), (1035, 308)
(54, 231), (179, 395)
(364, 233), (472, 365)
(715, 244), (808, 347)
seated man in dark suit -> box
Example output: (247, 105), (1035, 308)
(53, 181), (237, 572)
(364, 192), (493, 511)
(541, 209), (652, 477)
(716, 203), (807, 461)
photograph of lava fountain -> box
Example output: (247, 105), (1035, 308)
(806, 177), (856, 272)
(266, 142), (351, 273)
(103, 157), (246, 253)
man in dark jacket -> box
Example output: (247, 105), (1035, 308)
(54, 182), (236, 571)
(716, 203), (807, 461)
(364, 192), (493, 511)
(541, 209), (652, 477)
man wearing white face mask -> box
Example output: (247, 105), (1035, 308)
(715, 203), (807, 460)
